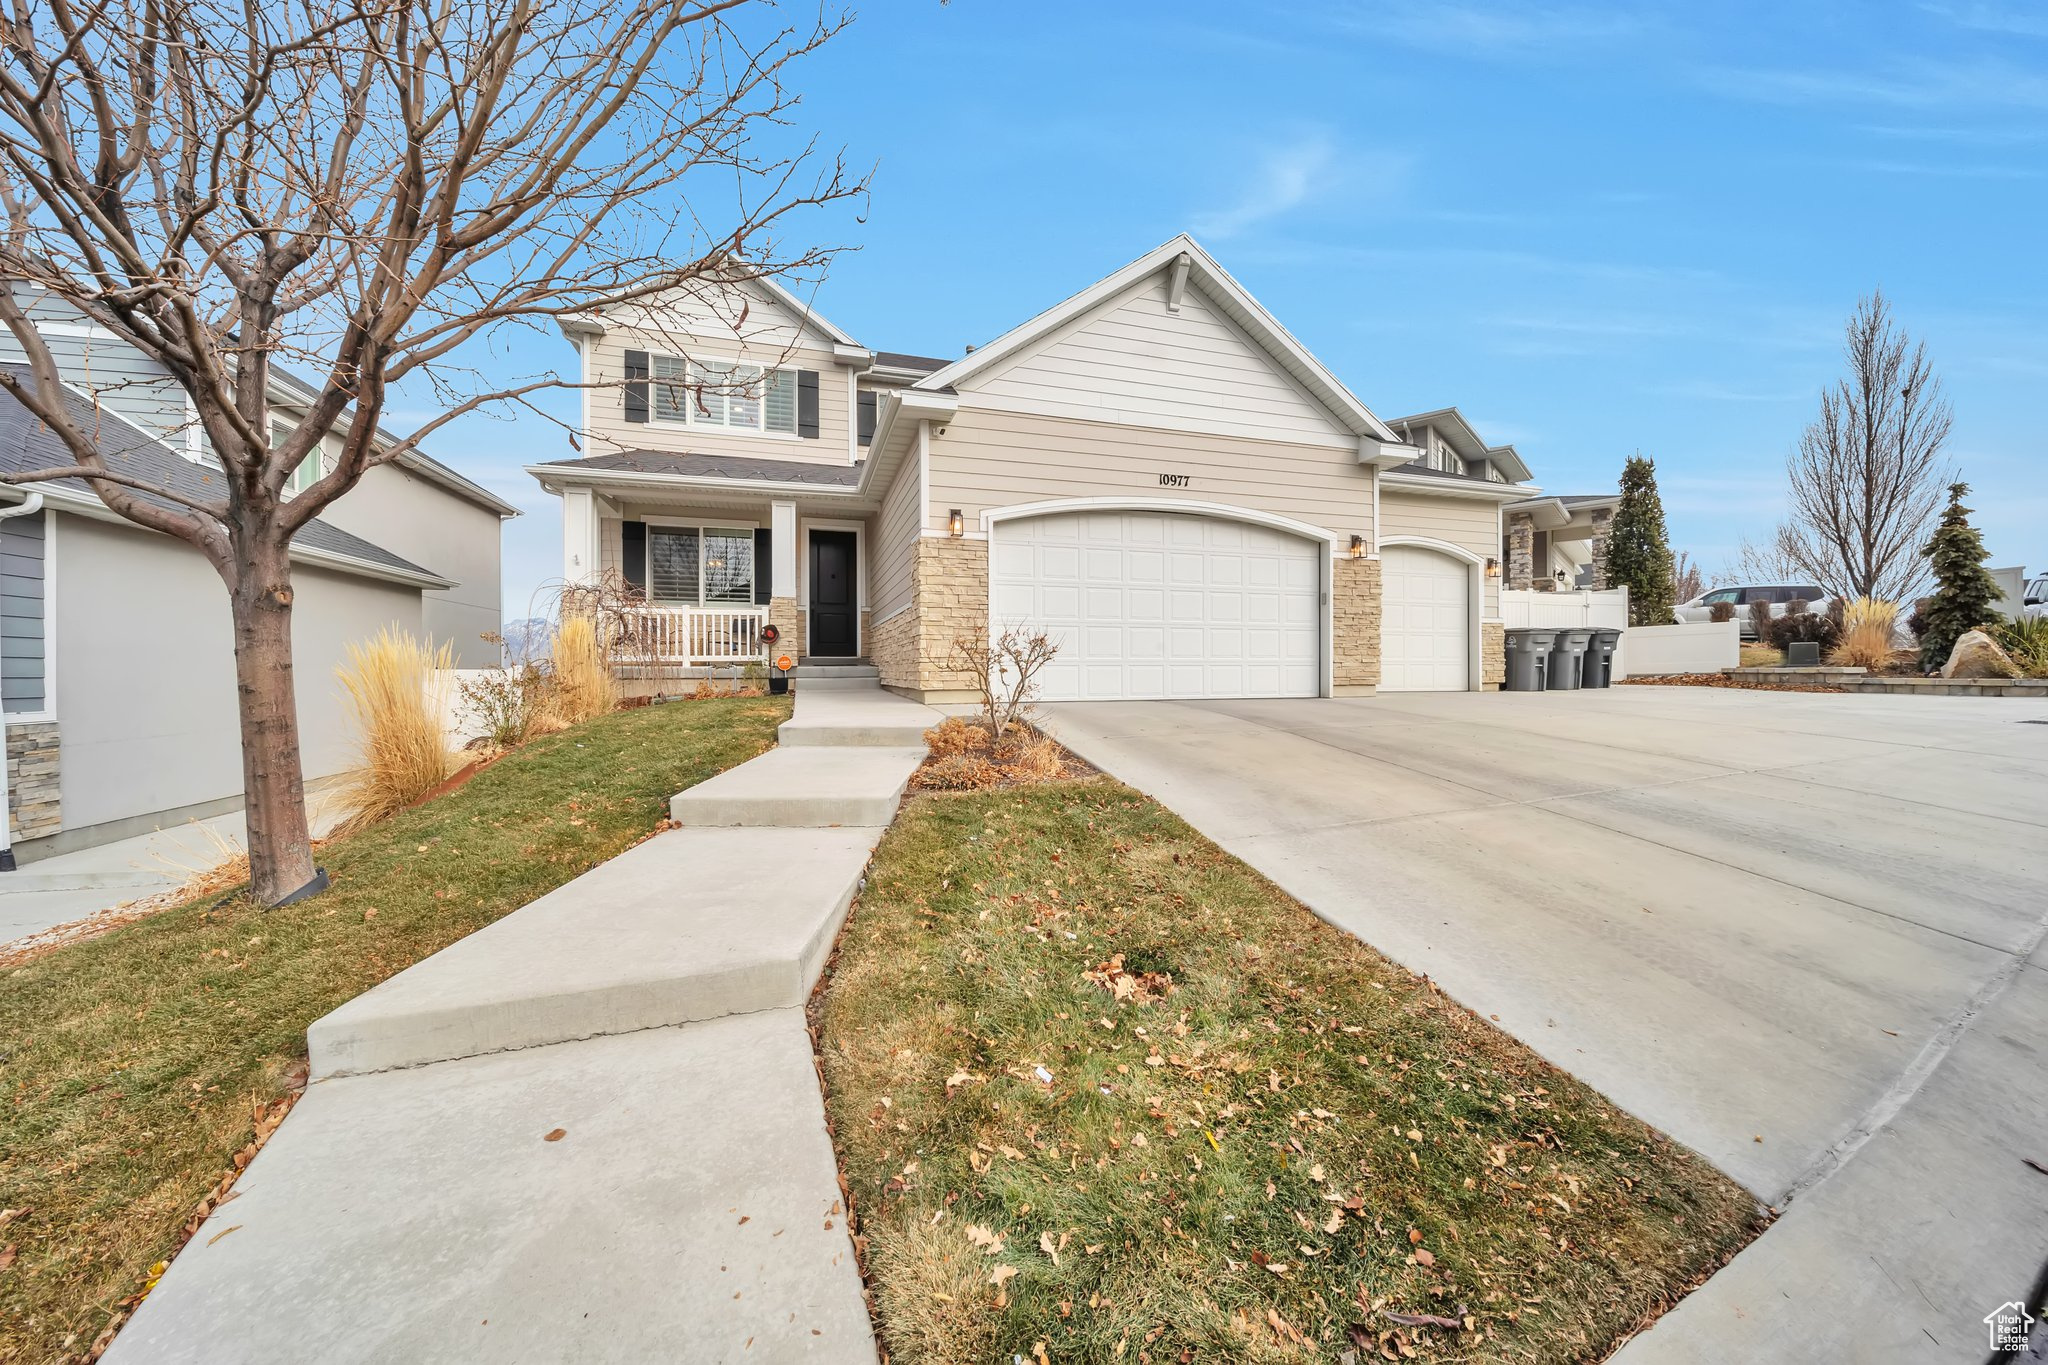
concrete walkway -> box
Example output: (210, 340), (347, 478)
(1040, 687), (2048, 1364)
(0, 794), (347, 949)
(109, 685), (940, 1364)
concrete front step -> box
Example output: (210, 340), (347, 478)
(670, 745), (924, 827)
(306, 827), (878, 1079)
(107, 1012), (877, 1365)
(796, 676), (888, 692)
(778, 684), (944, 748)
(797, 658), (874, 674)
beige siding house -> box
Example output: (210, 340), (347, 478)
(531, 235), (1574, 704)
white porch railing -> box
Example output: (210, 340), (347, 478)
(609, 605), (768, 669)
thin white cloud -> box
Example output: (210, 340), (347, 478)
(1844, 158), (2040, 179)
(1918, 1), (2048, 38)
(1189, 134), (1402, 239)
(1321, 2), (1659, 58)
(1702, 60), (2048, 110)
(1646, 379), (1811, 404)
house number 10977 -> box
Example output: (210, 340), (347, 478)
(1158, 472), (1190, 488)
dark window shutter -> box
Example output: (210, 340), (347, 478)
(621, 520), (647, 593)
(797, 370), (820, 438)
(623, 350), (650, 424)
(857, 391), (877, 447)
(753, 528), (772, 605)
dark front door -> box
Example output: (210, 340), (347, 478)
(808, 530), (859, 657)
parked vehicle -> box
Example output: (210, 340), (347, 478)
(2025, 574), (2047, 622)
(1673, 584), (1832, 639)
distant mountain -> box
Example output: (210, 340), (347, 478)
(498, 617), (551, 665)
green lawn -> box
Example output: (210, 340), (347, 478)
(816, 782), (1762, 1364)
(0, 695), (788, 1363)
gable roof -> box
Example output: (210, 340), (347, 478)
(912, 235), (1402, 447)
(266, 365), (521, 518)
(1387, 408), (1532, 483)
(0, 366), (451, 589)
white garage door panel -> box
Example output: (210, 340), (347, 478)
(994, 511), (1321, 702)
(1380, 545), (1470, 692)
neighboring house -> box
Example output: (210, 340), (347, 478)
(2, 285), (519, 666)
(1382, 409), (1618, 592)
(531, 234), (1568, 703)
(0, 293), (517, 861)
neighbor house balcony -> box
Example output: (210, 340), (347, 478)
(608, 603), (769, 674)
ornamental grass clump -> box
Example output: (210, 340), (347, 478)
(333, 627), (456, 836)
(1829, 597), (1900, 670)
(548, 614), (617, 725)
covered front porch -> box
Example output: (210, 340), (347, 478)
(557, 483), (872, 677)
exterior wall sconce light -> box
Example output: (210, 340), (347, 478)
(948, 508), (965, 537)
(1485, 556), (1501, 578)
(1349, 535), (1365, 558)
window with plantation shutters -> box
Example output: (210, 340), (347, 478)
(648, 527), (700, 602)
(639, 351), (801, 435)
(644, 524), (756, 605)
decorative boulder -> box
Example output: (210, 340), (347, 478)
(1942, 629), (2021, 680)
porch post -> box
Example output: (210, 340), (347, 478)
(563, 487), (599, 585)
(769, 500), (802, 659)
(1587, 506), (1615, 591)
(1505, 510), (1535, 592)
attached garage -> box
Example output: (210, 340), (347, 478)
(990, 508), (1322, 702)
(1379, 543), (1473, 691)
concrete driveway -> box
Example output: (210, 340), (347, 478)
(1039, 686), (2048, 1362)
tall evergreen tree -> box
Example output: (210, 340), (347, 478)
(1917, 483), (2002, 669)
(1608, 454), (1676, 626)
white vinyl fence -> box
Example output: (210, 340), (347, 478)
(1619, 620), (1739, 676)
(1499, 588), (1637, 678)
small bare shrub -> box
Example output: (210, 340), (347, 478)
(333, 628), (456, 835)
(1708, 601), (1736, 623)
(548, 616), (617, 724)
(458, 662), (549, 750)
(1785, 597), (1811, 617)
(923, 715), (987, 759)
(1748, 597), (1774, 641)
(946, 625), (1060, 740)
(1829, 597), (1900, 669)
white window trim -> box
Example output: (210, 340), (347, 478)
(2, 508), (57, 723)
(646, 349), (802, 440)
(642, 519), (763, 607)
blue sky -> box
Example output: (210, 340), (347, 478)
(443, 1), (2047, 617)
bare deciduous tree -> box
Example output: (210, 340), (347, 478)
(1776, 290), (1953, 602)
(0, 0), (863, 902)
(1671, 550), (1703, 605)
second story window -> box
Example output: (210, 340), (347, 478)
(650, 355), (798, 435)
(273, 418), (322, 493)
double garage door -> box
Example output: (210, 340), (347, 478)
(989, 511), (1473, 702)
(991, 511), (1319, 701)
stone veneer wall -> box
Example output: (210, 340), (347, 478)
(872, 537), (991, 698)
(1482, 623), (1506, 690)
(8, 721), (61, 842)
(1332, 556), (1382, 694)
(766, 596), (805, 662)
(870, 605), (918, 692)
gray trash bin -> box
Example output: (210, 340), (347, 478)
(1547, 628), (1594, 691)
(1503, 628), (1558, 691)
(1581, 628), (1622, 688)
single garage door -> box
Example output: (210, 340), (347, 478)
(991, 510), (1320, 702)
(1380, 544), (1471, 691)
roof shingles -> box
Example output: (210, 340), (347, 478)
(0, 365), (443, 582)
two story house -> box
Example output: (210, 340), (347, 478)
(530, 235), (1556, 703)
(0, 287), (518, 860)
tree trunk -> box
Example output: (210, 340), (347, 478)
(230, 538), (317, 905)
